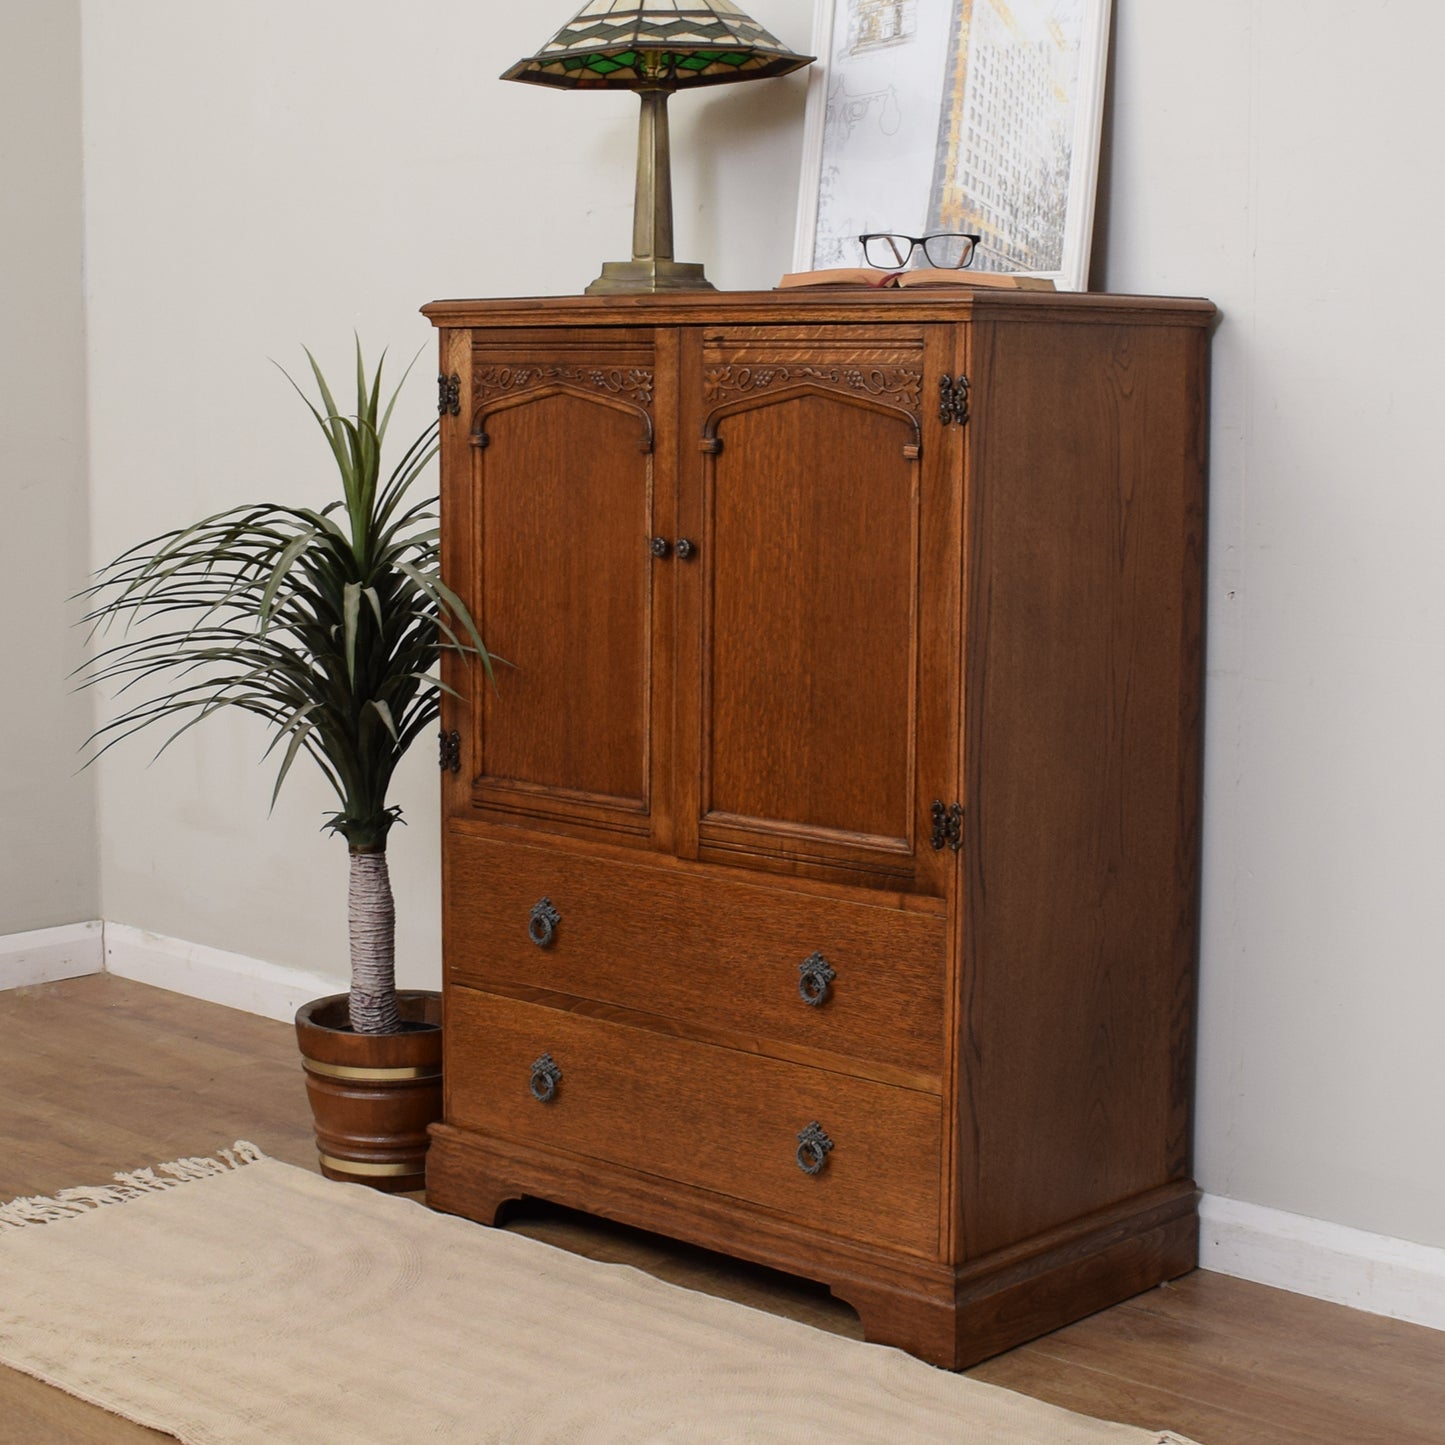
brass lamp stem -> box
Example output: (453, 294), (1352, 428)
(633, 86), (674, 263)
(585, 80), (714, 294)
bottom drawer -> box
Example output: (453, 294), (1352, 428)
(446, 987), (943, 1257)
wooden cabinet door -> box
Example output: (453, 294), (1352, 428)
(442, 328), (674, 848)
(675, 326), (962, 896)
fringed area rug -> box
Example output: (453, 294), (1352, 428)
(0, 1145), (1201, 1444)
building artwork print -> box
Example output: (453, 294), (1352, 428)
(794, 0), (1112, 290)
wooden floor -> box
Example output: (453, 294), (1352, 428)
(3, 975), (1444, 1444)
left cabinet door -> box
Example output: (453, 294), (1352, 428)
(439, 326), (675, 849)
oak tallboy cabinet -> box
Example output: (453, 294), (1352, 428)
(424, 288), (1213, 1369)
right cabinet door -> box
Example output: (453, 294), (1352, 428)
(675, 325), (962, 898)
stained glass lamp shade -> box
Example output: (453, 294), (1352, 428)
(505, 2), (812, 293)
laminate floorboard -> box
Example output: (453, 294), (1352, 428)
(2, 975), (1443, 1444)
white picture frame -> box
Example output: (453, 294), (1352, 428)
(792, 0), (1112, 291)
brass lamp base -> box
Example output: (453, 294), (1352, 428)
(585, 259), (716, 295)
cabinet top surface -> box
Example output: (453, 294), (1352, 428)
(422, 288), (1216, 331)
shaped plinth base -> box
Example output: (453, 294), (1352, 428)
(585, 259), (716, 295)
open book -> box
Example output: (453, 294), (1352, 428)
(778, 267), (1056, 292)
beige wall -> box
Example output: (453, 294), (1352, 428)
(1102, 1), (1445, 1250)
(79, 0), (817, 987)
(49, 0), (1445, 1256)
(0, 0), (98, 933)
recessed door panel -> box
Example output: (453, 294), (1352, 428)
(460, 335), (669, 843)
(708, 393), (915, 840)
(681, 328), (961, 895)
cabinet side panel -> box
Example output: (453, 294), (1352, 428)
(959, 319), (1207, 1259)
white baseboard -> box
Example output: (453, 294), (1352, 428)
(103, 922), (345, 1025)
(0, 920), (105, 990)
(1201, 1193), (1445, 1333)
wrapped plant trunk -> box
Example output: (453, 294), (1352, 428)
(348, 847), (400, 1035)
(76, 342), (491, 1036)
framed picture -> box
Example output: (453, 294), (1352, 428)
(792, 0), (1112, 290)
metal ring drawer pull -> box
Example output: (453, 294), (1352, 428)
(530, 1053), (562, 1103)
(795, 1121), (834, 1176)
(797, 952), (836, 1007)
(528, 897), (560, 948)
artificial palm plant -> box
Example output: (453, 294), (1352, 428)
(78, 344), (489, 1035)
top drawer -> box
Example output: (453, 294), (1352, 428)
(445, 832), (946, 1089)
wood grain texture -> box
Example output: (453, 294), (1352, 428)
(431, 290), (1214, 1370)
(443, 829), (947, 1084)
(442, 988), (945, 1255)
(957, 317), (1209, 1258)
(294, 991), (442, 1190)
(456, 328), (671, 845)
(704, 391), (916, 840)
(679, 323), (962, 894)
(475, 393), (651, 805)
(422, 290), (1216, 332)
(972, 1271), (1445, 1445)
(6, 976), (1445, 1442)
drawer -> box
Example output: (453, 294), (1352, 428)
(444, 832), (946, 1085)
(445, 987), (944, 1257)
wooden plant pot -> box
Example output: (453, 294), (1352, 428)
(294, 991), (442, 1193)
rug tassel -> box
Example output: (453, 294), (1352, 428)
(0, 1142), (266, 1232)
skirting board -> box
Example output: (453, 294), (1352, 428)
(0, 920), (104, 990)
(102, 922), (344, 1025)
(1200, 1194), (1445, 1333)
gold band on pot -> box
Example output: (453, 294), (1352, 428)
(319, 1154), (421, 1178)
(303, 1060), (441, 1082)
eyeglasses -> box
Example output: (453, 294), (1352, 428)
(858, 232), (981, 271)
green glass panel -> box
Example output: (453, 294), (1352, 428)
(673, 50), (750, 70)
(555, 50), (653, 77)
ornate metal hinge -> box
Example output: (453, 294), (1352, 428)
(930, 799), (963, 852)
(438, 372), (461, 416)
(438, 729), (461, 773)
(939, 374), (970, 427)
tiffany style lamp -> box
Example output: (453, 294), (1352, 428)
(505, 2), (812, 294)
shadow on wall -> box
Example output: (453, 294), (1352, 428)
(1088, 9), (1118, 292)
(675, 75), (814, 286)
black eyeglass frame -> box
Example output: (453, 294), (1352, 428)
(857, 232), (983, 270)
